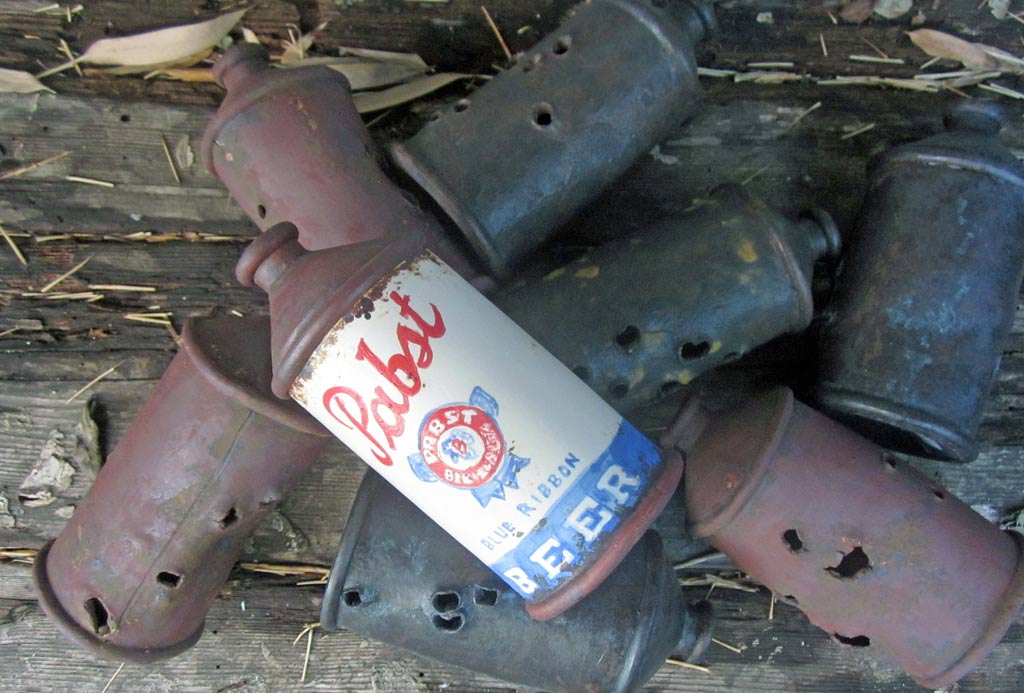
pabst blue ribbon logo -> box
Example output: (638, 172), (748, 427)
(408, 386), (530, 507)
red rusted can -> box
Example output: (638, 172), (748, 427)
(237, 222), (684, 620)
(684, 387), (1024, 688)
(33, 317), (328, 662)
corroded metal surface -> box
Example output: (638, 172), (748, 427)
(322, 471), (713, 693)
(815, 101), (1024, 462)
(33, 317), (329, 662)
(685, 387), (1024, 689)
(238, 223), (684, 619)
(390, 0), (714, 277)
(495, 185), (839, 412)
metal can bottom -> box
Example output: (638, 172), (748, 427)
(814, 386), (978, 462)
(918, 530), (1024, 689)
(524, 447), (685, 621)
(32, 541), (205, 663)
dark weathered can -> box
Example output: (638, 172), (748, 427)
(390, 0), (714, 277)
(238, 223), (684, 620)
(33, 317), (329, 662)
(322, 470), (713, 693)
(495, 185), (839, 411)
(815, 101), (1024, 462)
(685, 387), (1024, 689)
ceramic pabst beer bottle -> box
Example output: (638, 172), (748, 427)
(236, 223), (683, 620)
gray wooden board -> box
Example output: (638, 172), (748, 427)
(3, 0), (1024, 689)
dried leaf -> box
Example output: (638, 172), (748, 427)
(102, 47), (212, 75)
(840, 0), (876, 23)
(353, 73), (473, 113)
(144, 67), (216, 82)
(281, 22), (328, 63)
(874, 0), (912, 19)
(241, 27), (260, 44)
(40, 9), (244, 76)
(907, 29), (1024, 74)
(338, 46), (429, 72)
(989, 0), (1011, 19)
(0, 67), (55, 94)
(281, 56), (427, 90)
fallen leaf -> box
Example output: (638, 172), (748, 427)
(144, 67), (216, 82)
(281, 22), (328, 63)
(352, 73), (474, 113)
(840, 0), (876, 23)
(103, 47), (213, 75)
(338, 46), (429, 72)
(989, 0), (1010, 19)
(0, 67), (55, 94)
(908, 29), (1024, 74)
(241, 27), (260, 44)
(281, 56), (428, 90)
(38, 9), (245, 77)
(874, 0), (912, 19)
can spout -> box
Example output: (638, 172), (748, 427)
(666, 0), (717, 45)
(672, 599), (715, 662)
(236, 222), (305, 290)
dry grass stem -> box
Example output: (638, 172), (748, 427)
(860, 35), (890, 59)
(480, 6), (512, 62)
(673, 551), (727, 571)
(920, 55), (942, 69)
(0, 547), (38, 563)
(33, 3), (60, 12)
(697, 67), (737, 78)
(681, 573), (761, 593)
(818, 75), (939, 91)
(40, 256), (92, 293)
(23, 290), (103, 301)
(100, 662), (125, 693)
(840, 122), (876, 140)
(734, 70), (802, 84)
(769, 592), (777, 620)
(160, 136), (181, 184)
(740, 163), (771, 186)
(820, 33), (828, 57)
(785, 101), (822, 129)
(713, 638), (744, 654)
(229, 309), (245, 317)
(66, 360), (124, 404)
(665, 659), (711, 673)
(239, 561), (331, 578)
(125, 312), (172, 326)
(0, 224), (28, 267)
(979, 82), (1024, 98)
(827, 10), (838, 23)
(89, 284), (157, 292)
(59, 38), (83, 76)
(748, 61), (795, 68)
(0, 150), (72, 180)
(849, 55), (905, 64)
(66, 175), (115, 187)
(0, 328), (22, 338)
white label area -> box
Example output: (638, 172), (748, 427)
(291, 252), (662, 599)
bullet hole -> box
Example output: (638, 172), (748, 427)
(933, 489), (946, 500)
(782, 529), (805, 553)
(834, 633), (870, 647)
(571, 365), (591, 382)
(474, 587), (498, 606)
(723, 351), (740, 362)
(428, 111), (441, 122)
(157, 571), (182, 588)
(678, 340), (711, 361)
(784, 594), (798, 604)
(84, 597), (110, 636)
(454, 99), (470, 113)
(431, 591), (460, 613)
(883, 453), (898, 470)
(533, 104), (553, 127)
(614, 324), (640, 352)
(610, 382), (629, 399)
(120, 114), (130, 122)
(553, 36), (572, 55)
(257, 204), (267, 219)
(432, 613), (464, 632)
(219, 506), (239, 528)
(826, 546), (870, 580)
(343, 589), (363, 607)
(659, 381), (682, 398)
(0, 143), (6, 155)
(522, 62), (534, 73)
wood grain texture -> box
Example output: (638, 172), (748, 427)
(2, 0), (1024, 689)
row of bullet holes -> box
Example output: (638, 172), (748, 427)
(83, 505), (240, 636)
(341, 586), (499, 633)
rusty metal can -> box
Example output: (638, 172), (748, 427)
(202, 45), (475, 278)
(815, 101), (1024, 462)
(389, 0), (714, 277)
(685, 386), (1024, 689)
(494, 185), (840, 411)
(322, 470), (713, 692)
(33, 317), (329, 662)
(237, 223), (684, 620)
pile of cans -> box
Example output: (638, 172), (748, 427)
(31, 1), (1024, 690)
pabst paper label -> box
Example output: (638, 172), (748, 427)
(291, 251), (661, 599)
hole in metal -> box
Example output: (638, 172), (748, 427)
(678, 340), (711, 361)
(615, 325), (640, 352)
(826, 546), (871, 580)
(432, 613), (464, 632)
(474, 587), (498, 606)
(120, 114), (130, 123)
(553, 36), (572, 54)
(782, 529), (805, 553)
(610, 382), (629, 399)
(343, 589), (363, 607)
(834, 633), (870, 647)
(659, 381), (682, 398)
(784, 594), (798, 604)
(156, 571), (181, 588)
(933, 489), (946, 500)
(572, 365), (591, 382)
(454, 99), (470, 113)
(533, 104), (553, 127)
(219, 506), (239, 528)
(431, 591), (460, 613)
(84, 598), (110, 636)
(257, 204), (267, 219)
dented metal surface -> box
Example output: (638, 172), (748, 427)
(238, 223), (684, 619)
(390, 0), (714, 277)
(322, 471), (713, 693)
(685, 387), (1024, 689)
(816, 101), (1024, 462)
(495, 185), (840, 412)
(34, 317), (329, 662)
